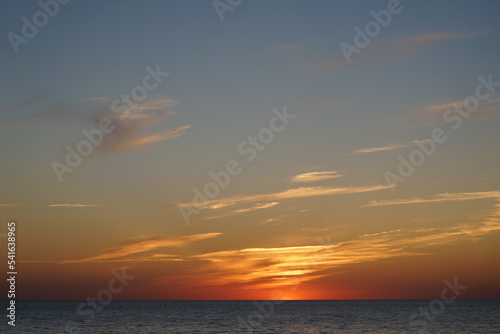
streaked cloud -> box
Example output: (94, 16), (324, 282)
(396, 97), (500, 128)
(205, 202), (280, 220)
(185, 207), (500, 289)
(232, 202), (280, 214)
(291, 170), (344, 183)
(87, 97), (191, 154)
(350, 142), (417, 154)
(262, 214), (289, 225)
(116, 125), (192, 149)
(392, 30), (488, 45)
(313, 30), (488, 73)
(61, 233), (221, 263)
(42, 196), (500, 291)
(166, 184), (391, 210)
(49, 204), (104, 208)
(363, 191), (500, 207)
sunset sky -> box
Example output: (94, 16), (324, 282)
(1, 0), (500, 300)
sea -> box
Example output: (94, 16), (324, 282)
(1, 300), (499, 333)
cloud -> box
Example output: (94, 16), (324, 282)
(262, 214), (289, 225)
(313, 30), (488, 73)
(206, 202), (280, 219)
(115, 125), (192, 149)
(60, 233), (221, 264)
(205, 202), (280, 220)
(395, 97), (500, 128)
(0, 204), (21, 207)
(190, 207), (500, 289)
(33, 196), (500, 291)
(231, 202), (280, 214)
(350, 142), (416, 154)
(291, 171), (344, 183)
(86, 97), (191, 154)
(391, 30), (488, 45)
(363, 191), (500, 207)
(49, 204), (104, 208)
(166, 184), (391, 211)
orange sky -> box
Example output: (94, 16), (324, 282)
(8, 190), (500, 300)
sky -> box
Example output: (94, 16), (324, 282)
(1, 0), (499, 301)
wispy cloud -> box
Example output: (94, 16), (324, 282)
(187, 206), (500, 289)
(262, 214), (289, 225)
(86, 97), (191, 154)
(42, 197), (500, 291)
(205, 202), (280, 220)
(232, 202), (280, 214)
(116, 125), (192, 149)
(49, 204), (104, 208)
(392, 30), (488, 45)
(61, 233), (221, 263)
(363, 191), (500, 207)
(395, 97), (500, 128)
(166, 184), (391, 210)
(313, 30), (488, 74)
(350, 142), (414, 154)
(291, 171), (344, 183)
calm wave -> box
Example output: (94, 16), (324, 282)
(2, 300), (499, 333)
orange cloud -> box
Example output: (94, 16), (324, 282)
(291, 171), (344, 183)
(60, 233), (221, 263)
(166, 184), (391, 210)
(173, 211), (500, 289)
(363, 191), (500, 207)
(231, 202), (280, 213)
(350, 143), (413, 154)
(49, 204), (103, 208)
(205, 202), (280, 220)
(119, 125), (192, 149)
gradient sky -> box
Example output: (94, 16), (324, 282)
(1, 0), (500, 300)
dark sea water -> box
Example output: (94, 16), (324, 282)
(1, 300), (499, 333)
